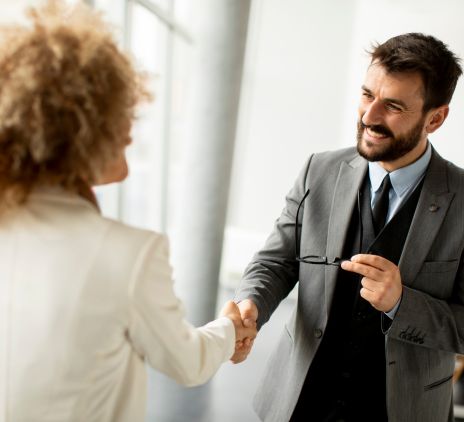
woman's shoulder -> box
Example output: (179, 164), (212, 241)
(101, 215), (167, 253)
(26, 188), (168, 259)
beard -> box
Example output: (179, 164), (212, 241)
(356, 115), (426, 162)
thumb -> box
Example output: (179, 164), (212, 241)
(238, 299), (258, 327)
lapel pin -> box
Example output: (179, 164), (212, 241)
(429, 203), (439, 212)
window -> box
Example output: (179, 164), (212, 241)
(93, 0), (192, 234)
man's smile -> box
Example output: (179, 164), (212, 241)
(364, 127), (391, 142)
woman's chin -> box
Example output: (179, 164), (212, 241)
(95, 165), (129, 186)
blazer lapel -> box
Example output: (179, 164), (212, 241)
(399, 149), (455, 287)
(324, 155), (368, 311)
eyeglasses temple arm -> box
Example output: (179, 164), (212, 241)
(295, 188), (311, 259)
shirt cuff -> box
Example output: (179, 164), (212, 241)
(384, 296), (402, 320)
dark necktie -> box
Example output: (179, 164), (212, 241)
(372, 174), (391, 234)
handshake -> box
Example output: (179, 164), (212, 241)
(220, 299), (259, 364)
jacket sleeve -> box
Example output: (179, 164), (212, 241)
(127, 234), (235, 387)
(387, 254), (464, 354)
(235, 155), (313, 328)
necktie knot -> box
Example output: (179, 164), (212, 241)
(372, 174), (391, 234)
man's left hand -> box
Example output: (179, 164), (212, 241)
(341, 254), (402, 312)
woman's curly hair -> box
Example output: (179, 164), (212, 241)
(0, 0), (149, 209)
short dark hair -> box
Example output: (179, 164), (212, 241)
(370, 33), (462, 112)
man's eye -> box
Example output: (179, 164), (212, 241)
(362, 92), (374, 100)
(386, 103), (401, 111)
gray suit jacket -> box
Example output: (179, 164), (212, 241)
(236, 146), (464, 422)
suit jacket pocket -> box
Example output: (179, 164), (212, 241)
(414, 260), (458, 299)
(424, 374), (453, 391)
(419, 259), (458, 274)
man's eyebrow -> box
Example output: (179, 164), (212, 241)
(361, 85), (408, 109)
(361, 85), (372, 94)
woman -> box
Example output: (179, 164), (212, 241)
(0, 1), (255, 421)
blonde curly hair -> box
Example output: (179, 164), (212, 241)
(0, 0), (149, 209)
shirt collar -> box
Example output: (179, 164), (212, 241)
(368, 142), (432, 197)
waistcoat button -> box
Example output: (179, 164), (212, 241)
(314, 328), (323, 338)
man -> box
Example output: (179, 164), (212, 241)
(233, 33), (464, 422)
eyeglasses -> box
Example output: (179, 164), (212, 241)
(294, 188), (362, 266)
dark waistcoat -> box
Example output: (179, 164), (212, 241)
(290, 176), (423, 422)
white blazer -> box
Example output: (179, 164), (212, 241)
(0, 188), (235, 422)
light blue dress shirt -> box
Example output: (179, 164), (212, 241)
(367, 142), (432, 318)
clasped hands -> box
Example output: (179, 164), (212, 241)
(220, 300), (257, 361)
(220, 299), (258, 364)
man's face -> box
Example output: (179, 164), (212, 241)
(357, 63), (428, 170)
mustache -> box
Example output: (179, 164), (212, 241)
(359, 120), (394, 138)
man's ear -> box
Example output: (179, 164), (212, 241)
(426, 105), (449, 134)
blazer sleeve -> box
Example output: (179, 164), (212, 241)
(387, 255), (464, 354)
(127, 234), (235, 387)
(235, 155), (313, 328)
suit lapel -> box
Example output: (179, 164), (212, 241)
(399, 149), (454, 287)
(324, 155), (367, 311)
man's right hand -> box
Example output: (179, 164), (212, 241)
(230, 299), (259, 364)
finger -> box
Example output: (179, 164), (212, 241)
(243, 318), (256, 328)
(359, 287), (386, 311)
(240, 308), (256, 321)
(231, 354), (247, 364)
(238, 326), (257, 342)
(244, 328), (257, 341)
(350, 254), (394, 270)
(341, 261), (383, 280)
(360, 277), (377, 292)
(232, 345), (253, 363)
(234, 338), (254, 354)
(231, 348), (251, 364)
(235, 345), (251, 354)
(359, 286), (376, 303)
(238, 299), (258, 322)
(235, 343), (252, 354)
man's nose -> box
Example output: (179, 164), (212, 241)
(362, 100), (384, 126)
